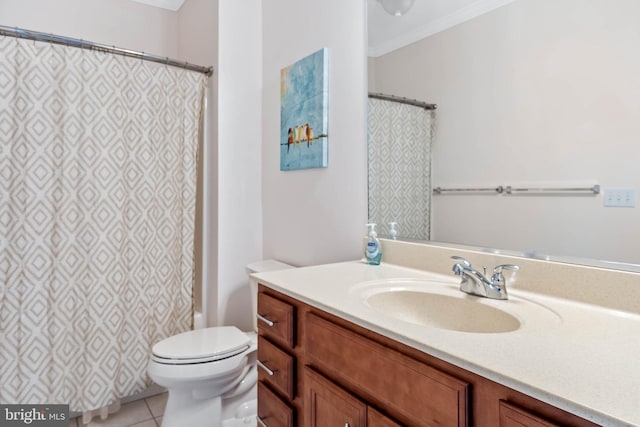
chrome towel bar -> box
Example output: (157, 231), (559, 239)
(433, 185), (600, 195)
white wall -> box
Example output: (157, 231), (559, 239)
(370, 0), (640, 264)
(0, 0), (179, 56)
(214, 0), (263, 329)
(261, 0), (369, 267)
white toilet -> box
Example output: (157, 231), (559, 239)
(148, 260), (294, 427)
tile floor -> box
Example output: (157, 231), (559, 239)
(69, 393), (167, 427)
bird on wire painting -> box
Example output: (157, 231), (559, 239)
(280, 48), (328, 170)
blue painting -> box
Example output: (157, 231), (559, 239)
(280, 48), (328, 170)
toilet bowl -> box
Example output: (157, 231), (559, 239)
(147, 260), (294, 427)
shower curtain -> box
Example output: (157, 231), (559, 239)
(368, 98), (434, 240)
(0, 36), (205, 412)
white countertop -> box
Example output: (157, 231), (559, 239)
(253, 261), (640, 427)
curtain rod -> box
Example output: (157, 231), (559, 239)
(0, 25), (214, 77)
(368, 92), (437, 110)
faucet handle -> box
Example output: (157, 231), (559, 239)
(450, 256), (471, 267)
(491, 264), (519, 284)
(493, 264), (519, 274)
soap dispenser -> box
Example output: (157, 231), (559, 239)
(364, 223), (382, 265)
(388, 222), (398, 240)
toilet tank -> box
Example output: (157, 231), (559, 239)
(246, 260), (295, 332)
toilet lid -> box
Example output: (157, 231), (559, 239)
(152, 326), (251, 363)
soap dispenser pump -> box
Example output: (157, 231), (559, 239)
(364, 223), (382, 265)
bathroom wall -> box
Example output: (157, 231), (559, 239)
(369, 0), (640, 264)
(261, 0), (369, 267)
(0, 0), (179, 56)
(213, 0), (262, 330)
(178, 0), (263, 331)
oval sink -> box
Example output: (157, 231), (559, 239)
(352, 278), (561, 334)
(367, 290), (521, 333)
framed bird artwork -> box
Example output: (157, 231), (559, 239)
(280, 48), (329, 171)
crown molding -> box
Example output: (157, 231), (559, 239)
(129, 0), (185, 12)
(369, 0), (515, 57)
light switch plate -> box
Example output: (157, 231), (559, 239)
(603, 189), (636, 207)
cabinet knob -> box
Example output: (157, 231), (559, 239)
(345, 423), (350, 427)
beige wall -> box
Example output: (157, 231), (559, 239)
(0, 0), (179, 56)
(370, 0), (640, 264)
(261, 0), (369, 267)
(215, 0), (262, 329)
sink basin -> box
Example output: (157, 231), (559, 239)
(367, 290), (520, 333)
(352, 278), (560, 334)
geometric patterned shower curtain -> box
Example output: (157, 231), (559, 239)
(368, 97), (434, 240)
(0, 36), (205, 412)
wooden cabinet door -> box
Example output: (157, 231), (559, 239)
(304, 368), (367, 427)
(305, 312), (469, 427)
(499, 401), (562, 427)
(368, 407), (404, 427)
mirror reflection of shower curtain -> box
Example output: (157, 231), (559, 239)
(0, 37), (205, 413)
(368, 98), (434, 240)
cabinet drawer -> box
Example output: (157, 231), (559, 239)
(499, 401), (561, 427)
(257, 335), (295, 399)
(258, 381), (294, 427)
(257, 292), (296, 348)
(305, 313), (469, 427)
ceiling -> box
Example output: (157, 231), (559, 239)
(128, 0), (515, 57)
(129, 0), (185, 11)
(367, 0), (515, 57)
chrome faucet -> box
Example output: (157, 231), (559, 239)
(450, 256), (519, 300)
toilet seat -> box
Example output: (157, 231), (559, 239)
(151, 326), (251, 365)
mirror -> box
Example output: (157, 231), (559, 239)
(367, 0), (640, 271)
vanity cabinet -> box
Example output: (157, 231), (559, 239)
(257, 285), (598, 427)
